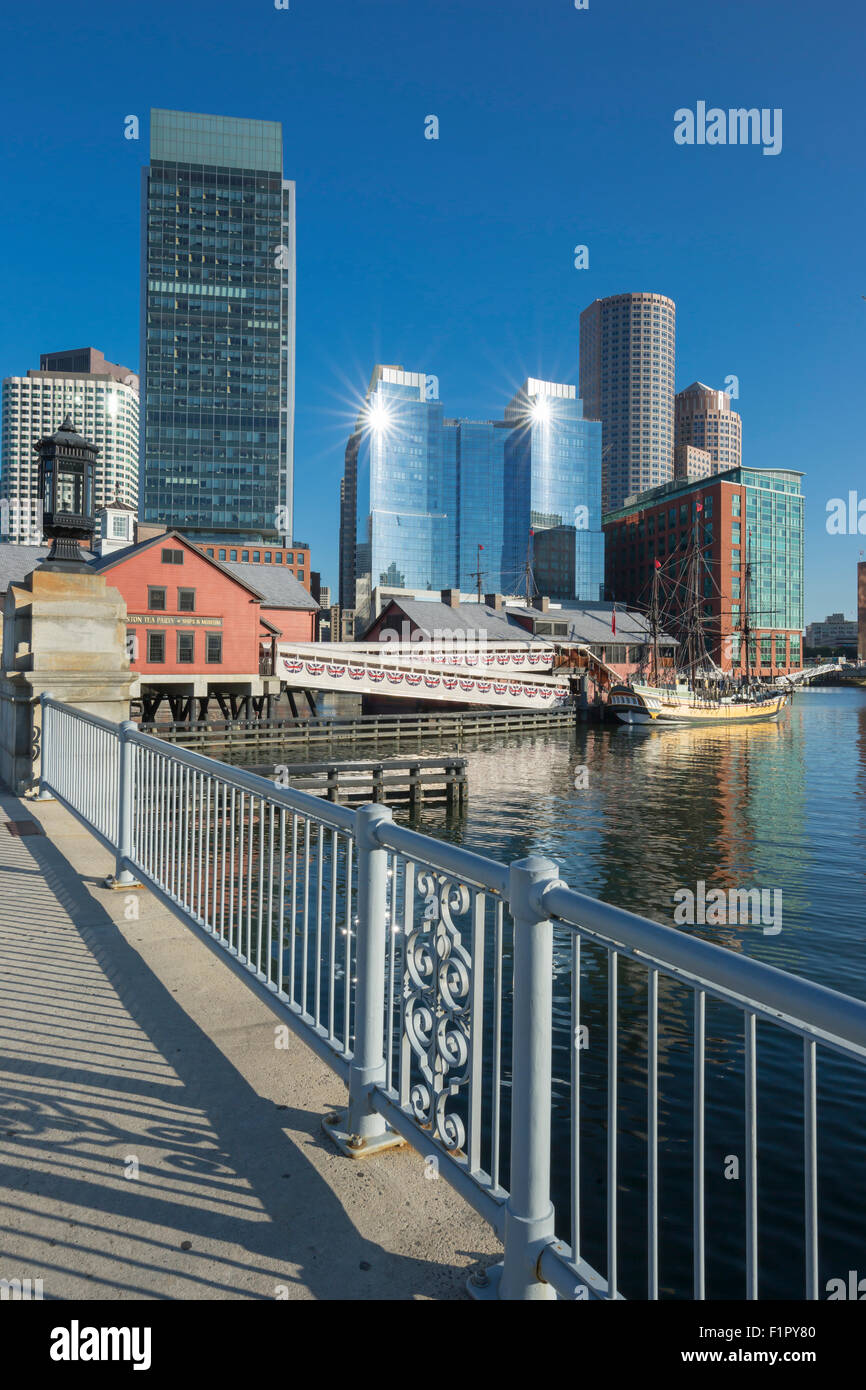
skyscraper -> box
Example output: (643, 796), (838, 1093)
(503, 379), (603, 601)
(140, 109), (295, 545)
(1, 349), (139, 544)
(579, 292), (676, 513)
(675, 381), (742, 475)
(340, 366), (603, 611)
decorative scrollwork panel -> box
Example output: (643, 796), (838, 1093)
(403, 870), (473, 1150)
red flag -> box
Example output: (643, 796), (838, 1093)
(696, 501), (703, 513)
(612, 604), (616, 636)
(654, 559), (661, 569)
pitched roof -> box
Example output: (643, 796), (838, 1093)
(0, 543), (51, 592)
(523, 602), (678, 646)
(98, 497), (137, 513)
(223, 561), (319, 611)
(371, 598), (547, 645)
(367, 595), (677, 647)
(88, 531), (265, 599)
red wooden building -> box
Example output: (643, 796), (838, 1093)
(90, 532), (318, 722)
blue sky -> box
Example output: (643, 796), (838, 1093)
(1, 0), (863, 620)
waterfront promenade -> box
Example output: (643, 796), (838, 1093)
(0, 788), (500, 1300)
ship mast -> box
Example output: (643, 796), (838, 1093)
(648, 562), (661, 685)
(682, 503), (706, 681)
(742, 527), (754, 688)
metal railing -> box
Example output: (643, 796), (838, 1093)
(38, 693), (866, 1301)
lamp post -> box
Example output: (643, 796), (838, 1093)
(34, 415), (98, 568)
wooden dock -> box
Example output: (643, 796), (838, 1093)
(139, 704), (576, 753)
(265, 757), (468, 810)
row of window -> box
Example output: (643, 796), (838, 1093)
(129, 629), (223, 664)
(205, 545), (307, 569)
(148, 586), (195, 611)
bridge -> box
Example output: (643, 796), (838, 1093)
(275, 640), (575, 710)
(776, 660), (844, 687)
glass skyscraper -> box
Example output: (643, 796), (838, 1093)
(140, 109), (295, 544)
(340, 367), (603, 610)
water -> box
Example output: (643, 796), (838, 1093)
(237, 687), (866, 1299)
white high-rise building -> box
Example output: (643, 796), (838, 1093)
(579, 292), (677, 514)
(1, 348), (139, 544)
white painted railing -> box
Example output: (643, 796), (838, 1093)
(38, 693), (866, 1301)
(276, 642), (571, 710)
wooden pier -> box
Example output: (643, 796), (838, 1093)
(267, 757), (468, 810)
(138, 704), (576, 753)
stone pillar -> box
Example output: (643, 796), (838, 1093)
(0, 563), (134, 793)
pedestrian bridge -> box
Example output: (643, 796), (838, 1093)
(275, 641), (573, 710)
(776, 661), (843, 686)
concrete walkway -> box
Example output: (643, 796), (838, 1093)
(0, 789), (501, 1300)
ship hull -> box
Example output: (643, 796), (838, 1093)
(610, 684), (789, 725)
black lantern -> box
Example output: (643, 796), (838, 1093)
(34, 415), (98, 567)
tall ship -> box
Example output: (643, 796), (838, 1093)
(609, 509), (790, 726)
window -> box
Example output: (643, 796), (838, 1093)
(241, 550), (249, 561)
(229, 549), (237, 561)
(265, 551), (272, 562)
(253, 551), (260, 562)
(148, 586), (166, 611)
(286, 552), (294, 563)
(161, 548), (184, 565)
(732, 494), (741, 516)
(206, 633), (222, 664)
(218, 549), (226, 561)
(178, 588), (196, 612)
(206, 548), (215, 558)
(275, 552), (283, 563)
(147, 631), (165, 663)
(125, 629), (138, 662)
(177, 631), (195, 664)
(111, 515), (127, 538)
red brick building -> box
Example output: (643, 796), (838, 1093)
(603, 467), (804, 677)
(197, 540), (311, 591)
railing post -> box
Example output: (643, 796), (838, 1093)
(323, 801), (405, 1159)
(106, 721), (141, 889)
(486, 854), (560, 1300)
(37, 690), (55, 799)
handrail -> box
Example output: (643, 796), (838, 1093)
(541, 880), (866, 1059)
(37, 693), (866, 1303)
(127, 724), (356, 834)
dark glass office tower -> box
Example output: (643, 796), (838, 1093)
(140, 109), (295, 543)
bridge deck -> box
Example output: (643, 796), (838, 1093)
(0, 789), (499, 1300)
